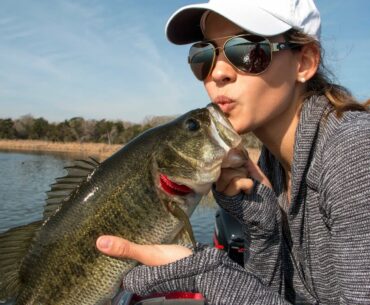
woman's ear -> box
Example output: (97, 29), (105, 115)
(296, 43), (320, 83)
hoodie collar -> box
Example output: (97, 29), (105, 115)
(288, 95), (330, 215)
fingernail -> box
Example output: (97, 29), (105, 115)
(98, 237), (112, 250)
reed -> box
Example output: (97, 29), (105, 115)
(0, 139), (120, 160)
(0, 139), (260, 162)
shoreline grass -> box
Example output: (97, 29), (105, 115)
(0, 139), (121, 160)
(0, 139), (260, 162)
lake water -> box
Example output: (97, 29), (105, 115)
(0, 151), (217, 244)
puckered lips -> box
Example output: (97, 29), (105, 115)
(159, 174), (193, 196)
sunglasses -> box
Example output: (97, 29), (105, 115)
(188, 34), (300, 81)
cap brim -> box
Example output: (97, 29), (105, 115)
(166, 4), (211, 45)
(166, 2), (292, 45)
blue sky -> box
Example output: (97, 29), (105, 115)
(0, 0), (369, 123)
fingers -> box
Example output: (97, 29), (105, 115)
(215, 167), (248, 192)
(215, 158), (272, 197)
(96, 236), (192, 266)
(222, 177), (254, 196)
(215, 165), (255, 196)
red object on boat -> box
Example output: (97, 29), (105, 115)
(213, 232), (225, 250)
(132, 292), (205, 301)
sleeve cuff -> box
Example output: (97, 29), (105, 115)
(212, 182), (279, 233)
(123, 247), (242, 296)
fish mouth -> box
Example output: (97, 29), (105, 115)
(158, 105), (242, 198)
(207, 103), (241, 150)
(159, 174), (193, 196)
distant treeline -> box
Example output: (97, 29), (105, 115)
(0, 115), (261, 148)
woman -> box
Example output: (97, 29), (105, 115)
(96, 0), (370, 304)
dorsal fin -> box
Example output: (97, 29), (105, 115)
(0, 220), (43, 302)
(43, 157), (100, 220)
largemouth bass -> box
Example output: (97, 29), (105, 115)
(0, 104), (242, 305)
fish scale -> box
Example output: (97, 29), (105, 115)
(0, 104), (242, 305)
(22, 180), (172, 304)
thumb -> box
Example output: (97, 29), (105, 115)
(96, 235), (192, 266)
(96, 235), (137, 259)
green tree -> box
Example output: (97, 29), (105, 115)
(95, 119), (115, 144)
(120, 124), (143, 143)
(56, 121), (75, 142)
(0, 118), (16, 139)
(31, 117), (49, 140)
(46, 124), (61, 142)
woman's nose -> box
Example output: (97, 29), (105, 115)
(209, 53), (237, 84)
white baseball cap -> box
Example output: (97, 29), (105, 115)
(166, 0), (321, 44)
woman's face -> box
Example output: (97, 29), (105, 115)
(202, 13), (301, 134)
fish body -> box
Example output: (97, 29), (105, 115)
(0, 104), (241, 305)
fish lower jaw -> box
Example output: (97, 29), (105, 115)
(187, 182), (213, 195)
(171, 177), (214, 195)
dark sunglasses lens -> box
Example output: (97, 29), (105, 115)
(224, 36), (271, 74)
(188, 43), (215, 81)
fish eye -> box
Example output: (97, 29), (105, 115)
(185, 118), (200, 132)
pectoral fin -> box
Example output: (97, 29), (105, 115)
(168, 202), (196, 248)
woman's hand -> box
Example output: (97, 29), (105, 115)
(215, 151), (272, 196)
(96, 236), (192, 266)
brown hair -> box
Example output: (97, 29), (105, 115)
(284, 29), (369, 117)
